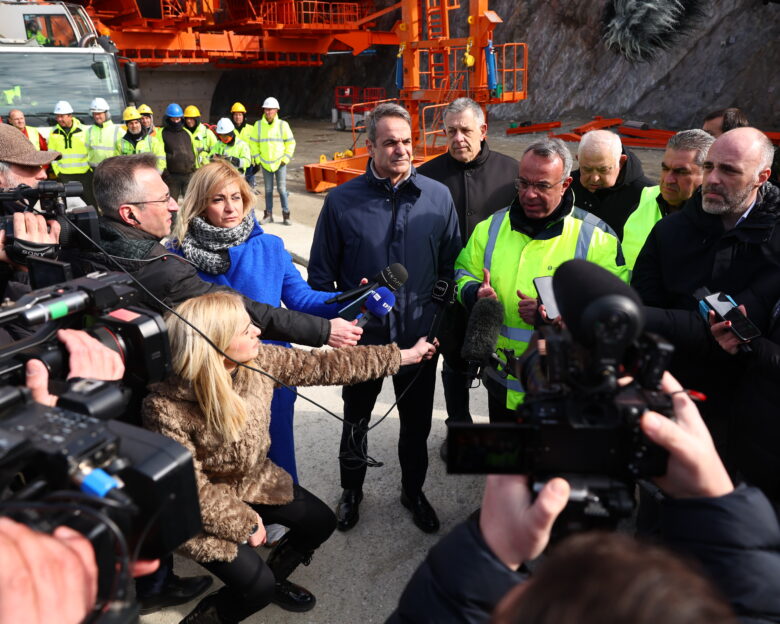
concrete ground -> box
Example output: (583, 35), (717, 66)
(142, 119), (665, 623)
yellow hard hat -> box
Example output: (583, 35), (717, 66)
(230, 102), (247, 114)
(137, 104), (153, 115)
(184, 105), (201, 118)
(123, 106), (142, 122)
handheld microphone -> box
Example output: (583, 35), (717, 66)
(426, 279), (457, 343)
(461, 297), (504, 382)
(326, 263), (408, 305)
(356, 287), (395, 328)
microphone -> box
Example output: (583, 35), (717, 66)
(325, 263), (408, 305)
(552, 259), (643, 353)
(356, 287), (395, 328)
(461, 297), (504, 382)
(426, 279), (457, 343)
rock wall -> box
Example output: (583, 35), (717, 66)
(216, 0), (779, 129)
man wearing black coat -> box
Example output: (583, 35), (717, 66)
(632, 127), (779, 463)
(417, 98), (517, 448)
(571, 129), (654, 239)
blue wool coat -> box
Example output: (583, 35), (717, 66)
(171, 217), (340, 481)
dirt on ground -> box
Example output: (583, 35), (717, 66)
(284, 117), (665, 230)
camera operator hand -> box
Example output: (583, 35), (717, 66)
(25, 329), (125, 407)
(640, 372), (734, 499)
(0, 516), (98, 624)
(0, 212), (61, 269)
(479, 475), (571, 570)
(708, 306), (749, 355)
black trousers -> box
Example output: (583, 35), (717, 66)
(58, 170), (95, 208)
(339, 357), (438, 496)
(198, 484), (336, 621)
(163, 171), (192, 202)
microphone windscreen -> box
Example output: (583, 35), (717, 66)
(461, 297), (504, 362)
(364, 286), (395, 318)
(553, 260), (642, 344)
(378, 263), (408, 292)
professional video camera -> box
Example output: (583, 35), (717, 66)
(0, 272), (200, 622)
(448, 260), (675, 532)
(0, 181), (100, 262)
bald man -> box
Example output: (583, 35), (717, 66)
(632, 127), (778, 459)
(571, 129), (653, 239)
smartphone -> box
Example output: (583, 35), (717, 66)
(533, 276), (560, 320)
(701, 292), (761, 342)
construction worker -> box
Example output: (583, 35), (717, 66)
(183, 105), (217, 168)
(161, 102), (197, 200)
(252, 96), (295, 225)
(208, 118), (251, 174)
(230, 101), (258, 189)
(138, 104), (161, 138)
(7, 109), (47, 151)
(86, 97), (122, 169)
(116, 106), (166, 173)
(48, 100), (94, 205)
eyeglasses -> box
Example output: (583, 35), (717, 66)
(514, 177), (565, 192)
(127, 194), (172, 206)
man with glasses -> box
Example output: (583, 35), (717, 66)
(571, 130), (653, 241)
(455, 138), (628, 422)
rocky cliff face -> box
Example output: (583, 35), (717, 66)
(216, 0), (778, 129)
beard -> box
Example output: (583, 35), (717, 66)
(701, 182), (755, 217)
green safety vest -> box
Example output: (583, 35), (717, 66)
(186, 123), (219, 168)
(48, 119), (90, 175)
(622, 185), (663, 274)
(116, 133), (166, 172)
(455, 205), (629, 409)
(86, 121), (123, 168)
(24, 126), (42, 150)
(3, 86), (21, 105)
(209, 136), (252, 173)
(251, 117), (295, 172)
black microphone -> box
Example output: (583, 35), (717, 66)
(325, 263), (408, 305)
(552, 259), (643, 351)
(356, 287), (395, 328)
(461, 297), (504, 382)
(426, 279), (457, 343)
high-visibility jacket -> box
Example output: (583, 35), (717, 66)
(86, 121), (123, 168)
(116, 133), (166, 173)
(23, 126), (42, 150)
(208, 136), (251, 173)
(3, 86), (21, 105)
(252, 117), (295, 172)
(48, 119), (90, 176)
(455, 197), (628, 409)
(622, 185), (663, 274)
(186, 123), (218, 168)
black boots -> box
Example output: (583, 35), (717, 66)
(179, 591), (238, 624)
(266, 535), (316, 612)
(336, 488), (363, 531)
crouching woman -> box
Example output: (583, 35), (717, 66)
(142, 292), (434, 623)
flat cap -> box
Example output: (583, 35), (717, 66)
(0, 123), (61, 167)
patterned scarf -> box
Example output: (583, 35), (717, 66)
(181, 211), (254, 274)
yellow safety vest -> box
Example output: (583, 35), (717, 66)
(186, 124), (219, 168)
(209, 136), (252, 173)
(86, 121), (123, 168)
(455, 204), (628, 409)
(252, 117), (295, 172)
(622, 185), (663, 274)
(116, 133), (166, 173)
(48, 119), (90, 176)
(24, 126), (42, 150)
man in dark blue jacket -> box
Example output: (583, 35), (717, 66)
(308, 102), (461, 534)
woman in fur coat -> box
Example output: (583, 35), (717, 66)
(142, 291), (434, 623)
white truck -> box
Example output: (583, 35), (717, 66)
(0, 0), (139, 128)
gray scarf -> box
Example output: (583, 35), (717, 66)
(181, 211), (254, 274)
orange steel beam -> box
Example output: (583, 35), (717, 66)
(571, 117), (623, 134)
(617, 136), (672, 149)
(549, 132), (583, 142)
(506, 121), (561, 135)
(617, 126), (675, 139)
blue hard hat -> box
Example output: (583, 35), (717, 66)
(165, 103), (184, 117)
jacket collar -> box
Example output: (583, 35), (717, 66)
(443, 140), (492, 170)
(364, 159), (421, 195)
(508, 186), (574, 237)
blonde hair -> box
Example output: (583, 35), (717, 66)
(171, 159), (255, 247)
(166, 292), (252, 441)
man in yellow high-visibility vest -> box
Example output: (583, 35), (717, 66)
(48, 100), (94, 205)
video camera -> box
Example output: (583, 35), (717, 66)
(448, 260), (675, 533)
(0, 272), (201, 622)
(0, 181), (100, 268)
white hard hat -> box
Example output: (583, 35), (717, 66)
(262, 97), (280, 110)
(53, 100), (74, 115)
(89, 97), (110, 113)
(215, 118), (235, 134)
